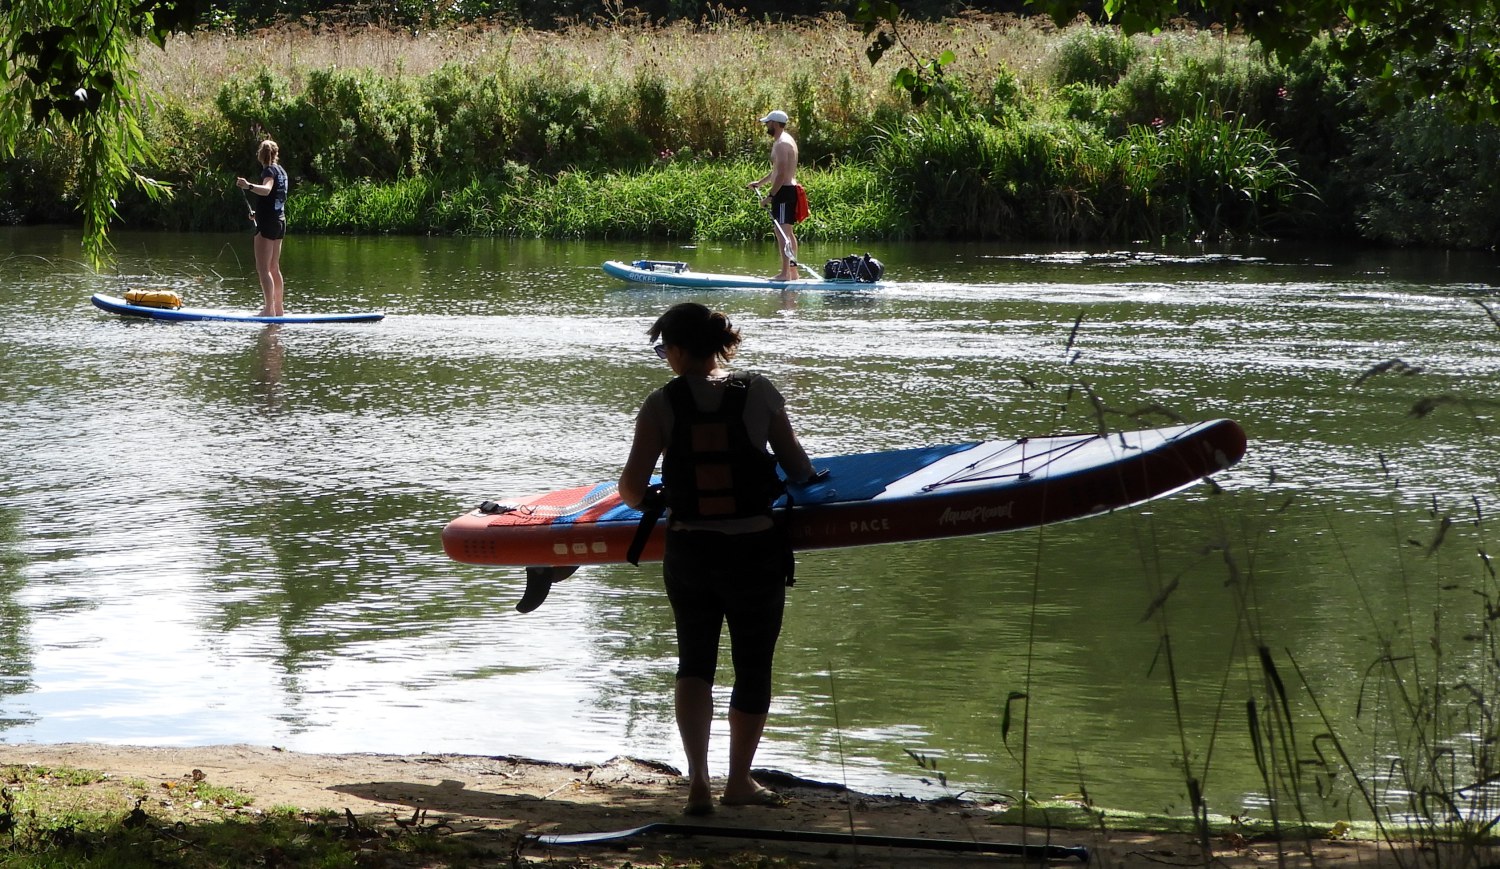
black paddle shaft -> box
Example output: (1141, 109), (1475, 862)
(529, 821), (1090, 861)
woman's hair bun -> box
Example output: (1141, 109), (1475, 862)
(649, 302), (742, 361)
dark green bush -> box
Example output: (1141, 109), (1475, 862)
(0, 127), (80, 224)
(511, 74), (638, 170)
(1051, 26), (1138, 87)
(631, 69), (676, 155)
(422, 64), (521, 177)
(1346, 102), (1500, 249)
(1103, 33), (1284, 132)
(215, 68), (439, 183)
(214, 70), (301, 174)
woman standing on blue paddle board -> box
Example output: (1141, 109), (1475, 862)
(618, 302), (817, 816)
(235, 139), (289, 317)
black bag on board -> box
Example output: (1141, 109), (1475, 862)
(823, 253), (884, 282)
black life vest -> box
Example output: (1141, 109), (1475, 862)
(661, 374), (784, 522)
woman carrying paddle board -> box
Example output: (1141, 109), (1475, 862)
(746, 110), (808, 282)
(235, 139), (289, 317)
(618, 302), (818, 816)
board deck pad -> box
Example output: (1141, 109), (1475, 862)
(444, 420), (1248, 611)
(91, 293), (384, 324)
(515, 442), (976, 528)
(602, 259), (882, 291)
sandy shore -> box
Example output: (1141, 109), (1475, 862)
(0, 742), (1405, 867)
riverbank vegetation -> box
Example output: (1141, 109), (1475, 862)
(0, 756), (1392, 867)
(4, 14), (1498, 250)
(0, 763), (522, 867)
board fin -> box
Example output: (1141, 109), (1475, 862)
(517, 565), (579, 613)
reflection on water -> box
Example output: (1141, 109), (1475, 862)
(1, 227), (1498, 818)
(252, 325), (285, 408)
(0, 503), (36, 731)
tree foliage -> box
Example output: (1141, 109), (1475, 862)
(1030, 0), (1500, 119)
(855, 0), (957, 109)
(1, 0), (210, 265)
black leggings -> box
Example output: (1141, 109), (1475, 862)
(663, 528), (785, 715)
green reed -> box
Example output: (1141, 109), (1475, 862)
(1118, 306), (1500, 865)
(964, 303), (1500, 865)
(1098, 105), (1314, 239)
(295, 177), (439, 233)
(263, 160), (896, 240)
(1289, 334), (1500, 861)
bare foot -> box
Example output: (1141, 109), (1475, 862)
(720, 784), (785, 807)
(685, 777), (713, 815)
(684, 798), (715, 816)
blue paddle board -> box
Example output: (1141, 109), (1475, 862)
(91, 293), (384, 324)
(603, 259), (882, 291)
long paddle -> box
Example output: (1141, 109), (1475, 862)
(241, 189), (258, 230)
(528, 820), (1089, 861)
(761, 193), (822, 281)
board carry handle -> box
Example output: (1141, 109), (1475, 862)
(625, 484), (666, 568)
(634, 260), (688, 273)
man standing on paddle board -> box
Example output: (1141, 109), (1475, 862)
(236, 139), (289, 317)
(747, 110), (808, 282)
(619, 302), (817, 816)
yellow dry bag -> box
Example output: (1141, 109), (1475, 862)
(123, 288), (184, 309)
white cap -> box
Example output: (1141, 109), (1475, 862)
(759, 110), (789, 125)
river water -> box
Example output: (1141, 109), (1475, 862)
(2, 226), (1498, 820)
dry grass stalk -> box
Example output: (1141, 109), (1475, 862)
(136, 13), (1069, 104)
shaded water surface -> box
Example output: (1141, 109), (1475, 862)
(2, 227), (1498, 818)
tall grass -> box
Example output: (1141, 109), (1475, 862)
(133, 15), (1290, 180)
(923, 303), (1499, 866)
